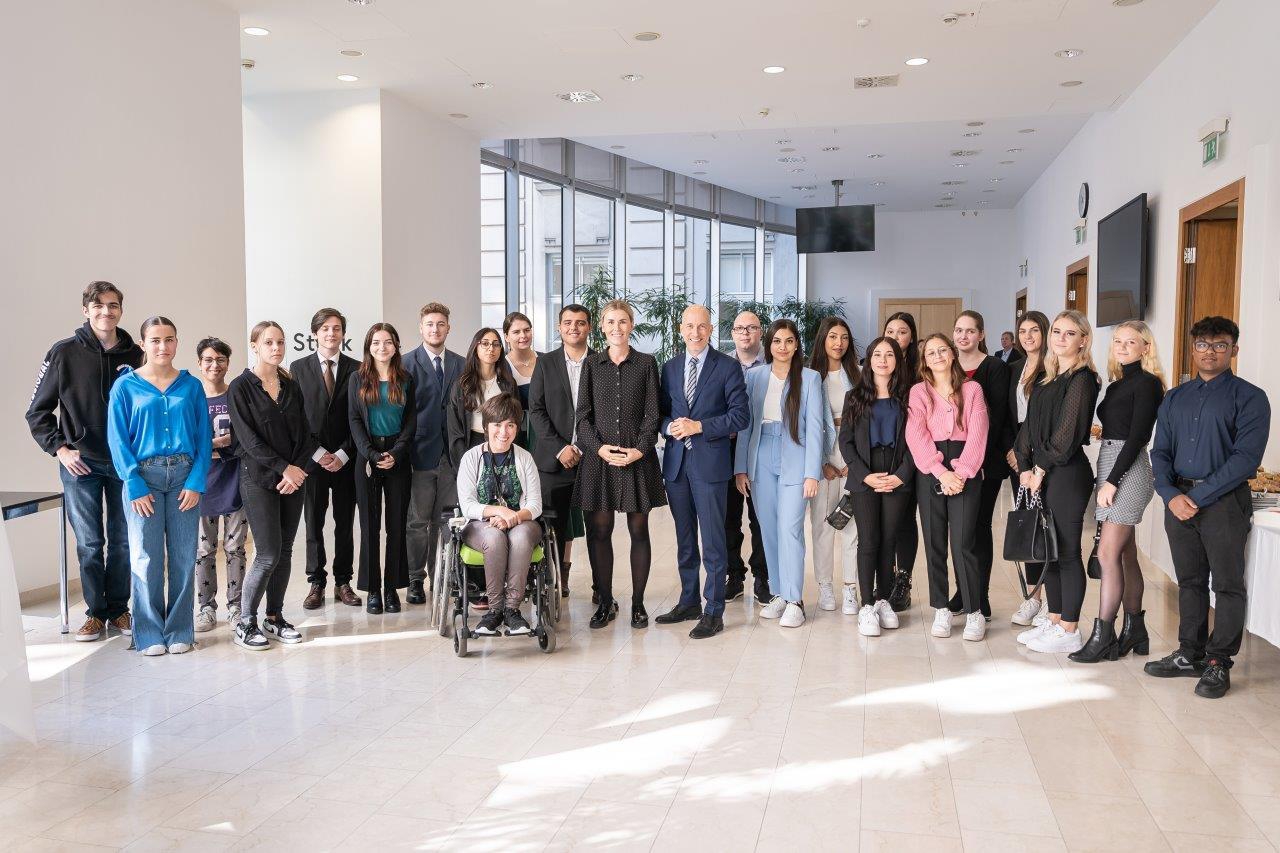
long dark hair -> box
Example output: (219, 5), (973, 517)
(459, 327), (515, 412)
(358, 323), (409, 406)
(918, 333), (967, 427)
(844, 336), (911, 425)
(809, 316), (859, 385)
(764, 319), (805, 443)
(884, 311), (920, 377)
(956, 309), (989, 355)
(1018, 310), (1051, 399)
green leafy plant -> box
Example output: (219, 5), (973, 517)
(632, 287), (692, 365)
(717, 295), (850, 357)
(570, 266), (617, 352)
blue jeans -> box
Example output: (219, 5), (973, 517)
(60, 455), (131, 620)
(122, 454), (199, 649)
(751, 425), (809, 603)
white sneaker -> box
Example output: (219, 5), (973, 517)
(841, 585), (858, 615)
(1027, 623), (1085, 654)
(962, 612), (987, 642)
(873, 599), (899, 630)
(168, 642), (193, 654)
(227, 604), (241, 625)
(194, 606), (217, 634)
(780, 601), (806, 628)
(1017, 620), (1053, 645)
(141, 644), (166, 656)
(931, 607), (952, 638)
(858, 604), (881, 637)
(1011, 597), (1042, 627)
(817, 583), (836, 611)
(760, 596), (787, 619)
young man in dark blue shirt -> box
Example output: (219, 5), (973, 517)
(1148, 316), (1270, 698)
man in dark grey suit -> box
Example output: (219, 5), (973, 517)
(402, 301), (464, 604)
(528, 303), (592, 596)
(292, 308), (362, 610)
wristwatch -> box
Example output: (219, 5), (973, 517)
(1033, 466), (1046, 477)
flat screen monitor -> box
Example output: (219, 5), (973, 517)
(1096, 193), (1149, 328)
(796, 205), (875, 253)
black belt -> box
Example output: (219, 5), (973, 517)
(1176, 477), (1205, 490)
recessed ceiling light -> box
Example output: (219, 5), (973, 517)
(339, 49), (364, 57)
(1112, 0), (1144, 6)
(777, 156), (804, 163)
(471, 82), (493, 90)
(1000, 160), (1015, 165)
(1018, 128), (1037, 134)
(775, 139), (792, 145)
(953, 162), (967, 168)
(620, 73), (644, 83)
(1007, 147), (1024, 153)
(556, 90), (601, 102)
(821, 146), (840, 152)
(448, 113), (468, 119)
(872, 181), (886, 187)
(964, 132), (982, 137)
(633, 31), (661, 41)
(609, 145), (626, 150)
(243, 26), (270, 36)
(905, 57), (929, 66)
(804, 194), (815, 199)
(951, 149), (980, 157)
(693, 159), (708, 165)
(866, 153), (883, 159)
(337, 74), (360, 82)
(348, 0), (374, 5)
(1055, 48), (1084, 59)
(941, 180), (967, 186)
(693, 171), (707, 175)
(989, 177), (1004, 182)
(966, 121), (985, 127)
(779, 147), (796, 153)
(763, 66), (786, 74)
(790, 168), (805, 173)
(935, 203), (953, 208)
(1060, 80), (1084, 87)
(983, 188), (996, 193)
(978, 200), (991, 204)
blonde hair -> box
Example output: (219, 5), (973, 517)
(1107, 320), (1167, 388)
(1041, 310), (1097, 384)
(600, 298), (635, 324)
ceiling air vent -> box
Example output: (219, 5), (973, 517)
(950, 149), (981, 157)
(854, 74), (900, 89)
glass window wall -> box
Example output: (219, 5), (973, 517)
(479, 163), (506, 329)
(517, 175), (562, 350)
(572, 190), (614, 301)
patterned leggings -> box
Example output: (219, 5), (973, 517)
(196, 510), (248, 610)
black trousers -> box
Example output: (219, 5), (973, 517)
(355, 437), (412, 594)
(1166, 482), (1252, 661)
(304, 464), (356, 587)
(240, 478), (305, 621)
(917, 441), (983, 612)
(1040, 455), (1092, 622)
(726, 434), (766, 582)
(894, 494), (920, 591)
(851, 446), (911, 607)
(541, 477), (576, 565)
(1008, 470), (1044, 586)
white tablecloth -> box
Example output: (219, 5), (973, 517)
(1246, 510), (1280, 649)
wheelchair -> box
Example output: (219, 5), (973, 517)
(427, 507), (562, 657)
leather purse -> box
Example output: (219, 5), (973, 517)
(1086, 526), (1102, 580)
(1003, 487), (1059, 564)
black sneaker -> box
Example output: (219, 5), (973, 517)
(475, 609), (504, 636)
(505, 608), (531, 636)
(1194, 658), (1231, 699)
(1144, 650), (1207, 678)
(725, 576), (745, 602)
(753, 576), (772, 602)
(262, 617), (303, 644)
(234, 619), (270, 651)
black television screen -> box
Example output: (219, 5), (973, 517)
(797, 205), (875, 253)
(1096, 193), (1149, 328)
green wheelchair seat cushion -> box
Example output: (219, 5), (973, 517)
(458, 543), (544, 566)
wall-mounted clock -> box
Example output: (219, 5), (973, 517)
(1078, 182), (1090, 219)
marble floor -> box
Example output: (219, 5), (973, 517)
(6, 502), (1280, 852)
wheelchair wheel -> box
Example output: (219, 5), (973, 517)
(538, 625), (556, 653)
(434, 537), (455, 638)
(452, 613), (468, 657)
(546, 531), (563, 624)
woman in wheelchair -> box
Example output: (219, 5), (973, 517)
(456, 393), (543, 636)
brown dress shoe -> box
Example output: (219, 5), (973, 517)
(335, 584), (362, 606)
(303, 583), (325, 610)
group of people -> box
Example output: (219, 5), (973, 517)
(26, 281), (1270, 697)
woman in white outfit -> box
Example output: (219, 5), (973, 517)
(807, 317), (860, 614)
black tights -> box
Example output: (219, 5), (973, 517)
(585, 511), (651, 607)
(1096, 521), (1144, 621)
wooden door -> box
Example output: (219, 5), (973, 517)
(1015, 289), (1027, 326)
(1174, 180), (1244, 383)
(878, 297), (964, 339)
(1066, 257), (1089, 317)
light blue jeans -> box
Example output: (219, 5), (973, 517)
(751, 424), (809, 602)
(122, 454), (199, 650)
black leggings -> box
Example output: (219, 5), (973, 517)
(585, 511), (651, 607)
(851, 448), (912, 606)
(1041, 455), (1093, 622)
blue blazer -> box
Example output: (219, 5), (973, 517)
(659, 347), (750, 483)
(401, 344), (464, 471)
(734, 365), (827, 486)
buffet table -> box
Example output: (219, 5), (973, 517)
(1246, 509), (1280, 648)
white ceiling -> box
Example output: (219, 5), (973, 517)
(226, 0), (1219, 210)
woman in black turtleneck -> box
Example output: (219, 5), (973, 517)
(1070, 320), (1165, 663)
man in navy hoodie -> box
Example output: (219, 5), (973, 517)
(27, 282), (143, 641)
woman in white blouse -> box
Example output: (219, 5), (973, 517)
(503, 311), (538, 448)
(447, 327), (516, 469)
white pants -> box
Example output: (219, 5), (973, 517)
(810, 475), (857, 586)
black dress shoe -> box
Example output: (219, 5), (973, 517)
(1068, 618), (1119, 664)
(406, 581), (426, 605)
(1118, 610), (1150, 657)
(631, 604), (649, 629)
(384, 590), (402, 613)
(655, 603), (702, 625)
(366, 592), (383, 615)
(725, 577), (745, 602)
(689, 614), (724, 640)
(591, 590), (600, 606)
(753, 577), (772, 603)
(589, 600), (618, 630)
(1195, 658), (1231, 698)
(1144, 650), (1206, 678)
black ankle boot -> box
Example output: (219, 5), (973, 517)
(1118, 610), (1149, 657)
(1068, 618), (1118, 663)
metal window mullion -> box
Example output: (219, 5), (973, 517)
(663, 208), (675, 301)
(710, 222), (721, 315)
(615, 199), (627, 296)
(798, 253), (807, 301)
(504, 168), (519, 314)
(753, 227), (765, 302)
(562, 187), (575, 303)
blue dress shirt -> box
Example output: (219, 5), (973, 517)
(108, 369), (213, 500)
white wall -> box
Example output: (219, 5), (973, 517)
(1014, 0), (1280, 575)
(2, 0), (246, 594)
(806, 210), (1020, 350)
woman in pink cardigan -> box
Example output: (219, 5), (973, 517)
(906, 333), (989, 642)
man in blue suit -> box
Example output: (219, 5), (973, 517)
(656, 305), (751, 638)
(402, 302), (465, 605)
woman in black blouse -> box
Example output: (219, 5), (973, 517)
(1008, 311), (1051, 630)
(1070, 320), (1165, 663)
(950, 310), (1010, 620)
(1014, 310), (1100, 655)
(574, 299), (667, 630)
(228, 321), (320, 651)
(881, 312), (921, 609)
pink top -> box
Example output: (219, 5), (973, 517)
(906, 380), (989, 479)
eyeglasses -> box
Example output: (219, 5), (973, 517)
(732, 325), (761, 334)
(199, 357), (229, 366)
(476, 340), (503, 350)
(1193, 340), (1232, 353)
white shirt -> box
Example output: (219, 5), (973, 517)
(564, 349), (586, 446)
(469, 376), (501, 433)
(1016, 376), (1029, 423)
(762, 373), (785, 423)
(315, 351), (348, 465)
(507, 356), (533, 387)
(825, 370), (847, 418)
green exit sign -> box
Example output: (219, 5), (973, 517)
(1203, 133), (1220, 165)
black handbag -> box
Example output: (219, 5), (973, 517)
(825, 492), (856, 531)
(1086, 526), (1102, 580)
(1003, 487), (1059, 564)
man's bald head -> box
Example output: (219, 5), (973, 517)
(681, 304), (713, 354)
(732, 310), (763, 354)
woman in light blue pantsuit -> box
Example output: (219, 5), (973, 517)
(735, 319), (827, 629)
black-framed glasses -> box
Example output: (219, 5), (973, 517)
(199, 357), (229, 366)
(476, 340), (503, 350)
(1192, 340), (1232, 353)
(732, 325), (761, 334)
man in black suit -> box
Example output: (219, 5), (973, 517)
(997, 331), (1023, 365)
(293, 308), (363, 610)
(528, 303), (592, 596)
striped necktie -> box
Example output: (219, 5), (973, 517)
(683, 356), (698, 449)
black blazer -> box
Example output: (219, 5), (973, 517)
(347, 373), (419, 467)
(970, 355), (1012, 479)
(290, 352), (360, 459)
(227, 369), (320, 490)
(445, 378), (515, 470)
(1007, 360), (1045, 472)
(839, 398), (915, 494)
(528, 346), (590, 481)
